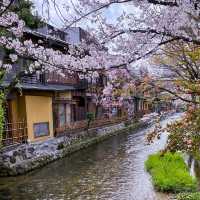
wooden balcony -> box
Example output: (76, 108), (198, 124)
(19, 71), (88, 89)
(55, 116), (128, 136)
(2, 121), (28, 147)
(20, 71), (78, 85)
(45, 71), (78, 85)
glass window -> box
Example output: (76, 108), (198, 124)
(34, 122), (49, 138)
(58, 104), (66, 127)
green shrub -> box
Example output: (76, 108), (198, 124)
(86, 112), (95, 129)
(145, 152), (197, 193)
(177, 192), (200, 200)
(0, 92), (4, 148)
(57, 142), (64, 150)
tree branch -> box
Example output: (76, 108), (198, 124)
(147, 0), (178, 7)
(64, 0), (178, 29)
(149, 82), (198, 104)
(64, 0), (132, 29)
(109, 37), (179, 69)
(103, 28), (200, 45)
(0, 0), (15, 16)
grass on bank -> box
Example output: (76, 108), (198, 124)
(176, 192), (200, 200)
(145, 152), (197, 193)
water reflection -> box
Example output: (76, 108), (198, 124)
(0, 114), (182, 200)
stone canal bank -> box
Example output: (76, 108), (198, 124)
(0, 112), (174, 176)
(0, 112), (180, 200)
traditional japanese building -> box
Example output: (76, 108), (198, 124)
(1, 24), (125, 147)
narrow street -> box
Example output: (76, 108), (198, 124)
(0, 114), (182, 200)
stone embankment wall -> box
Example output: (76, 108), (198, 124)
(0, 111), (174, 176)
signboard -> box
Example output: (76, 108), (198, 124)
(33, 122), (49, 138)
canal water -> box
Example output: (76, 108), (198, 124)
(0, 114), (182, 200)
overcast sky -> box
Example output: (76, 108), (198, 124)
(32, 0), (137, 28)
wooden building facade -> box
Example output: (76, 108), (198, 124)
(1, 24), (126, 147)
(1, 23), (160, 147)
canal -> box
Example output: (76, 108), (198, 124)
(0, 114), (182, 200)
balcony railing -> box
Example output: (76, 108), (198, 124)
(20, 72), (78, 85)
(55, 116), (128, 136)
(4, 66), (104, 91)
(45, 71), (78, 85)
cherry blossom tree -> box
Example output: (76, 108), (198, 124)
(1, 1), (144, 117)
(41, 0), (200, 67)
(153, 41), (200, 105)
(102, 68), (142, 118)
(37, 0), (200, 105)
(0, 1), (107, 90)
(36, 0), (200, 154)
(146, 41), (200, 155)
(3, 0), (200, 117)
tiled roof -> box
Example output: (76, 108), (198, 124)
(1, 81), (79, 91)
(20, 83), (77, 91)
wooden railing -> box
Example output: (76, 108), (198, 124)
(20, 72), (88, 89)
(2, 121), (28, 147)
(55, 116), (128, 136)
(45, 71), (78, 85)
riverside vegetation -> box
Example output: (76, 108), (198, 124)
(177, 192), (200, 200)
(145, 152), (197, 193)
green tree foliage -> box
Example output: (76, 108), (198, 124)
(166, 108), (200, 159)
(148, 42), (200, 155)
(0, 70), (6, 148)
(0, 0), (43, 146)
(177, 192), (200, 200)
(0, 92), (5, 148)
(86, 112), (94, 130)
(10, 0), (43, 28)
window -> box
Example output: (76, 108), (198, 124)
(54, 103), (71, 128)
(58, 104), (65, 127)
(33, 122), (49, 138)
